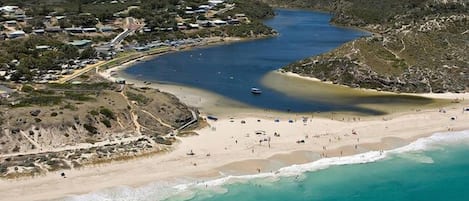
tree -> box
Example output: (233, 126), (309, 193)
(29, 18), (45, 29)
(80, 46), (96, 59)
(69, 15), (98, 27)
(23, 26), (33, 34)
(59, 45), (79, 60)
(128, 8), (147, 19)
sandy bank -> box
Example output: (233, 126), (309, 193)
(275, 70), (469, 101)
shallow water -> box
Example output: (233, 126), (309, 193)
(123, 9), (439, 115)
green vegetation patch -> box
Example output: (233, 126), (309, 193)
(99, 107), (116, 120)
(125, 91), (152, 105)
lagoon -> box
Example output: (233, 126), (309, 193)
(123, 9), (434, 115)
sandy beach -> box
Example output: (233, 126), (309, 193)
(1, 64), (469, 201)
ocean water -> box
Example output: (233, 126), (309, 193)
(123, 9), (434, 114)
(62, 130), (469, 201)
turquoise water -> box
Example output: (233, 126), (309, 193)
(172, 131), (469, 201)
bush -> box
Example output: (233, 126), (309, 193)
(125, 91), (151, 105)
(21, 85), (35, 92)
(99, 107), (115, 120)
(83, 123), (98, 135)
(100, 118), (112, 128)
(89, 110), (99, 116)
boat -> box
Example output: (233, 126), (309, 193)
(251, 87), (262, 94)
(207, 115), (218, 121)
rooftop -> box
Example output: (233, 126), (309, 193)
(68, 40), (92, 46)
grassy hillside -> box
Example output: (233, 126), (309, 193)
(265, 0), (468, 93)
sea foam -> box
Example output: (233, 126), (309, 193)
(61, 130), (469, 201)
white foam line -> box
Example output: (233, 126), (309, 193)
(173, 130), (469, 191)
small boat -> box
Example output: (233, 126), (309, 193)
(207, 115), (218, 121)
(251, 87), (262, 94)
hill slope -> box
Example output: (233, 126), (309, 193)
(266, 0), (468, 93)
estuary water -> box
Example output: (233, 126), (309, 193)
(123, 9), (435, 115)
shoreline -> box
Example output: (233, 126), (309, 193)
(276, 70), (468, 101)
(1, 102), (468, 201)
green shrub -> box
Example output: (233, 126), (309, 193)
(99, 107), (116, 120)
(100, 118), (112, 128)
(83, 123), (98, 135)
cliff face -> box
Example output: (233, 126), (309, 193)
(267, 0), (469, 93)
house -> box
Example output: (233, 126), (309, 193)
(56, 16), (66, 20)
(65, 27), (83, 34)
(35, 45), (51, 50)
(11, 9), (26, 20)
(0, 6), (19, 14)
(83, 27), (97, 33)
(8, 30), (26, 39)
(228, 19), (240, 24)
(208, 0), (224, 6)
(197, 20), (213, 27)
(5, 20), (17, 27)
(143, 27), (152, 32)
(188, 23), (200, 29)
(15, 14), (26, 21)
(68, 40), (92, 48)
(235, 13), (248, 21)
(100, 26), (114, 32)
(115, 78), (126, 84)
(45, 27), (63, 33)
(33, 29), (45, 35)
(199, 5), (211, 10)
(211, 20), (227, 26)
(194, 9), (207, 14)
(134, 46), (149, 52)
(235, 13), (247, 18)
(0, 84), (15, 98)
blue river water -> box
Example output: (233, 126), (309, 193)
(123, 9), (434, 115)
